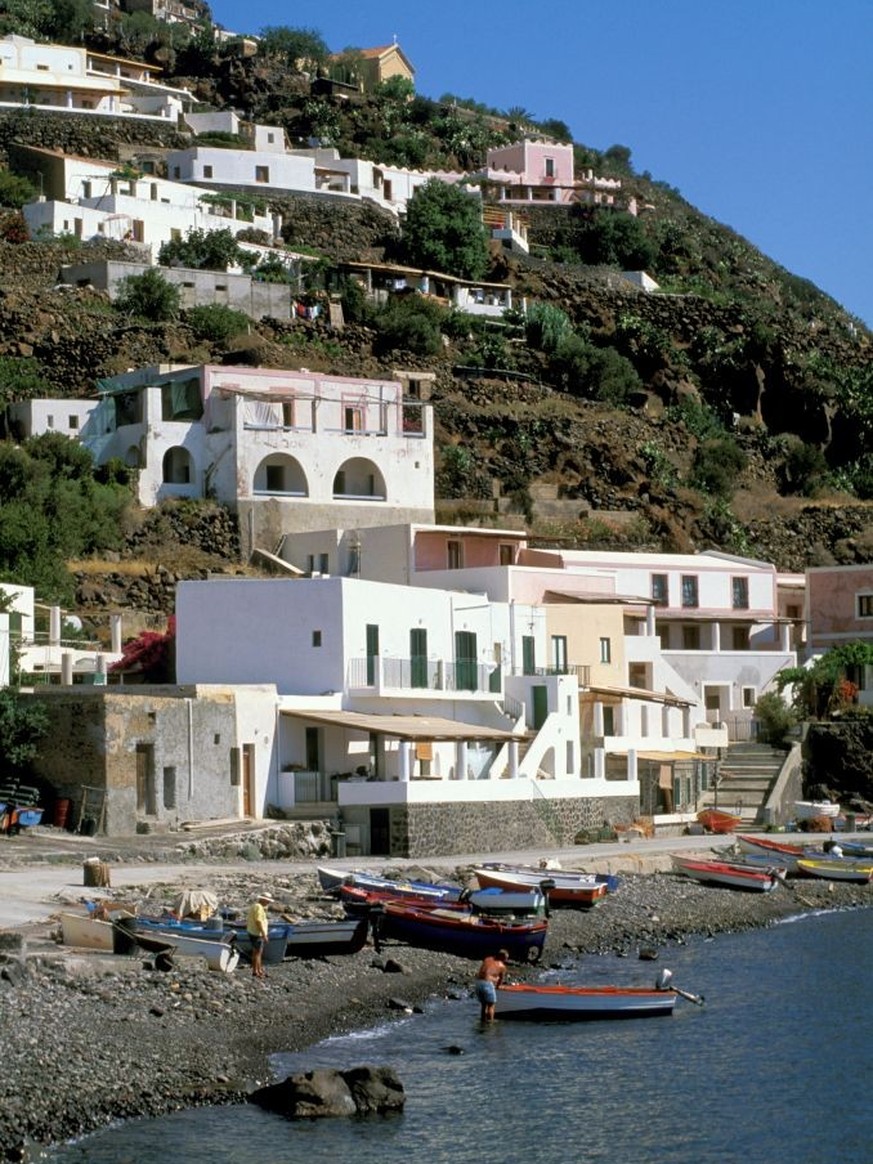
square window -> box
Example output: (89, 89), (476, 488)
(68, 416), (78, 429)
(312, 630), (322, 647)
(682, 625), (700, 649)
(858, 594), (873, 618)
(255, 166), (270, 183)
(742, 687), (756, 708)
(203, 164), (213, 178)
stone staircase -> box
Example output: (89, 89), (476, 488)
(698, 742), (787, 826)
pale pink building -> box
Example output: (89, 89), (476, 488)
(476, 139), (622, 207)
(807, 564), (873, 652)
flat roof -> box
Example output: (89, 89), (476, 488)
(281, 708), (526, 742)
(582, 684), (694, 709)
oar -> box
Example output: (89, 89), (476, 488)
(655, 968), (705, 1006)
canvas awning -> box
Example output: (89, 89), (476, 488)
(581, 684), (694, 709)
(281, 708), (526, 742)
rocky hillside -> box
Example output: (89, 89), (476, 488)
(1, 42), (873, 621)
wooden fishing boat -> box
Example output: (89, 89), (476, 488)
(281, 915), (370, 958)
(473, 866), (607, 908)
(377, 902), (547, 963)
(719, 855), (789, 879)
(671, 855), (781, 892)
(735, 834), (818, 873)
(129, 917), (241, 971)
(495, 982), (678, 1021)
(480, 861), (620, 894)
(316, 865), (461, 902)
(795, 858), (873, 884)
(696, 809), (742, 835)
(339, 883), (547, 918)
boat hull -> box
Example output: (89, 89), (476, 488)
(671, 856), (779, 891)
(317, 866), (460, 901)
(495, 983), (677, 1021)
(131, 918), (241, 970)
(696, 810), (741, 834)
(379, 904), (547, 963)
(473, 867), (607, 908)
(795, 859), (873, 884)
(794, 801), (840, 820)
(282, 916), (370, 958)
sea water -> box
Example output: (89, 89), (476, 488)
(42, 907), (873, 1164)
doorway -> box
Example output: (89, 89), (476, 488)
(370, 807), (390, 855)
(135, 744), (156, 816)
(242, 743), (255, 818)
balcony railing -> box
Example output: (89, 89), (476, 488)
(511, 664), (590, 682)
(348, 656), (501, 694)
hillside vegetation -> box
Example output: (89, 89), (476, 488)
(0, 16), (872, 622)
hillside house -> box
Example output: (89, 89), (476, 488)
(58, 259), (294, 320)
(474, 139), (622, 207)
(173, 574), (629, 857)
(18, 146), (276, 249)
(331, 42), (415, 93)
(0, 35), (190, 121)
(9, 364), (435, 557)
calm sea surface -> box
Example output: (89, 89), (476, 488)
(42, 907), (872, 1164)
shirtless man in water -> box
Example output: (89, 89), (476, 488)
(475, 949), (509, 1022)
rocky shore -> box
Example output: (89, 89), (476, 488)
(0, 857), (870, 1162)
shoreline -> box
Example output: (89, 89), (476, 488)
(0, 857), (870, 1161)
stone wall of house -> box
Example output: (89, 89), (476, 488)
(388, 794), (638, 859)
(0, 110), (190, 169)
(24, 687), (240, 835)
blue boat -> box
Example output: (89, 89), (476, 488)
(317, 865), (461, 901)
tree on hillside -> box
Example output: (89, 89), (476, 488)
(0, 169), (37, 210)
(402, 179), (488, 280)
(259, 25), (329, 71)
(158, 228), (247, 273)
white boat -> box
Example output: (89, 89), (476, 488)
(794, 800), (840, 820)
(125, 918), (241, 972)
(495, 982), (677, 1021)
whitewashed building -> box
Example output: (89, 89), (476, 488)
(10, 364), (435, 557)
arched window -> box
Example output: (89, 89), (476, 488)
(162, 446), (193, 485)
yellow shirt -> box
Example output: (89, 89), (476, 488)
(246, 901), (268, 938)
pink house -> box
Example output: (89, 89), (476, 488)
(807, 564), (873, 652)
(476, 140), (622, 207)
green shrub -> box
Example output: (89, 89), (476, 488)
(779, 438), (828, 497)
(115, 269), (180, 322)
(373, 295), (447, 356)
(184, 303), (250, 344)
(691, 437), (747, 498)
(524, 303), (572, 353)
(753, 691), (797, 746)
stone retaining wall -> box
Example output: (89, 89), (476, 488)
(389, 795), (638, 859)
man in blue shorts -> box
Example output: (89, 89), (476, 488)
(475, 949), (509, 1022)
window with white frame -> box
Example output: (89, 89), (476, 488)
(742, 686), (756, 707)
(857, 594), (873, 618)
(681, 575), (699, 608)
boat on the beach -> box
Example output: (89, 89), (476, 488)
(316, 865), (461, 902)
(795, 858), (873, 884)
(376, 902), (547, 962)
(128, 917), (241, 971)
(280, 915), (370, 958)
(339, 882), (547, 918)
(735, 834), (820, 873)
(835, 839), (873, 859)
(696, 809), (742, 835)
(495, 982), (678, 1021)
(480, 861), (620, 894)
(671, 854), (781, 892)
(794, 800), (840, 821)
(472, 866), (608, 908)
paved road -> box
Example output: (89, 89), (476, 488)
(0, 828), (841, 930)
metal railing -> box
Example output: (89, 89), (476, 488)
(348, 656), (501, 694)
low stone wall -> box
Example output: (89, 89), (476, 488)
(390, 794), (638, 858)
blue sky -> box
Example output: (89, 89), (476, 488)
(207, 0), (873, 328)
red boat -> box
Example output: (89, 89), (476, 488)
(376, 902), (547, 962)
(696, 809), (742, 835)
(472, 866), (607, 908)
(671, 854), (781, 892)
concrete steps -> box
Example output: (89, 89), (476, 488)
(698, 743), (787, 824)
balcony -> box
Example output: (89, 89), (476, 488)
(347, 656), (502, 698)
